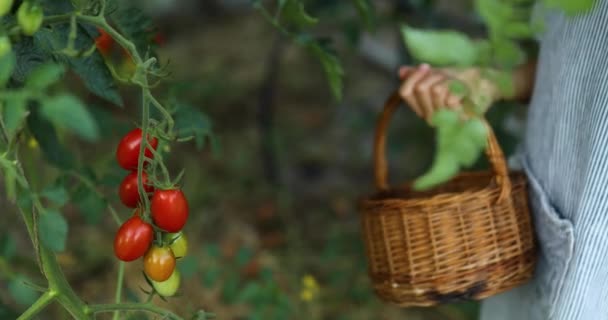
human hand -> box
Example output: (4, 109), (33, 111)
(398, 64), (502, 120)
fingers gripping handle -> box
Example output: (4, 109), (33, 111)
(372, 90), (511, 202)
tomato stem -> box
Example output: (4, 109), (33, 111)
(112, 262), (125, 320)
(16, 290), (57, 320)
(137, 92), (152, 219)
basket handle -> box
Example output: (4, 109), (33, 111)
(373, 91), (512, 202)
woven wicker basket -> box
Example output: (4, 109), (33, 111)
(360, 92), (537, 307)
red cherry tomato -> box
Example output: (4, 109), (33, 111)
(113, 215), (153, 262)
(116, 128), (158, 170)
(119, 171), (154, 208)
(95, 28), (113, 55)
(144, 245), (176, 282)
(151, 189), (189, 232)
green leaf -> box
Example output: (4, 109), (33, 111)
(174, 103), (214, 150)
(8, 275), (40, 306)
(2, 96), (28, 139)
(34, 26), (124, 106)
(73, 187), (106, 225)
(38, 209), (69, 252)
(12, 37), (50, 83)
(415, 112), (489, 190)
(0, 51), (15, 86)
(176, 255), (198, 279)
(504, 22), (534, 39)
(17, 190), (33, 212)
(281, 0), (318, 28)
(484, 69), (515, 99)
(474, 0), (512, 30)
(88, 104), (126, 139)
(352, 0), (375, 30)
(25, 63), (65, 89)
(493, 39), (526, 68)
(107, 3), (155, 54)
(474, 40), (492, 66)
(41, 94), (100, 141)
(308, 42), (344, 100)
(543, 0), (596, 16)
(430, 109), (459, 127)
(463, 118), (488, 146)
(414, 152), (459, 190)
(27, 109), (76, 170)
(41, 183), (69, 207)
(401, 26), (478, 66)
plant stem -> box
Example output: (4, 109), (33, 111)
(137, 92), (152, 217)
(88, 303), (184, 320)
(112, 262), (125, 320)
(147, 92), (174, 132)
(17, 290), (57, 320)
(0, 116), (91, 319)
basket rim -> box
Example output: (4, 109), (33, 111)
(360, 170), (528, 205)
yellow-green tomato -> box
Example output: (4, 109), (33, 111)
(0, 36), (11, 57)
(17, 1), (43, 36)
(163, 232), (188, 258)
(0, 0), (13, 17)
(151, 269), (180, 297)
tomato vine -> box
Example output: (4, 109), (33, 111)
(0, 0), (212, 319)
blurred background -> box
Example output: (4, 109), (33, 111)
(0, 0), (529, 319)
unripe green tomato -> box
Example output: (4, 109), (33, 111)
(0, 36), (11, 57)
(163, 232), (188, 258)
(151, 269), (180, 297)
(0, 0), (13, 17)
(17, 2), (43, 36)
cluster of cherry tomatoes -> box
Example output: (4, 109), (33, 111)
(113, 128), (189, 297)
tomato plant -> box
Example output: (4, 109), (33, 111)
(116, 128), (159, 170)
(0, 0), (213, 318)
(151, 189), (189, 232)
(114, 215), (153, 262)
(144, 245), (176, 282)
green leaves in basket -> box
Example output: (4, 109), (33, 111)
(401, 26), (479, 67)
(413, 110), (488, 191)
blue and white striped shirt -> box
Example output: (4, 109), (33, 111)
(481, 1), (608, 319)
